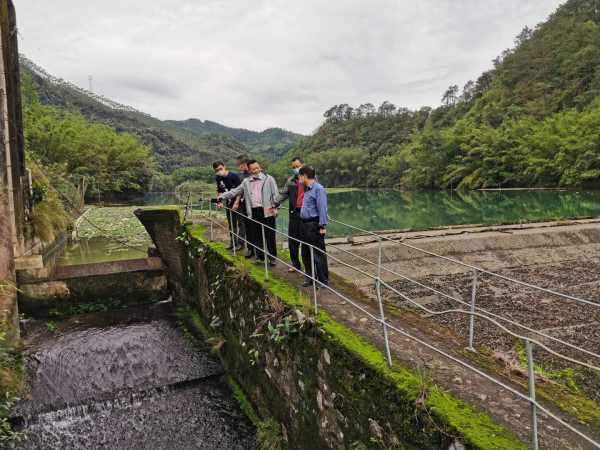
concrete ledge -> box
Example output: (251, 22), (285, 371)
(17, 258), (167, 318)
(16, 257), (163, 284)
(14, 255), (43, 270)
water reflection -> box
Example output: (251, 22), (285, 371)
(322, 189), (600, 234)
(44, 237), (148, 267)
(47, 190), (600, 267)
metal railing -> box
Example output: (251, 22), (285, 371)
(182, 194), (599, 449)
(274, 209), (600, 362)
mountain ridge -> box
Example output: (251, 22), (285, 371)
(20, 56), (303, 172)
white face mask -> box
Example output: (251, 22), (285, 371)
(216, 169), (226, 177)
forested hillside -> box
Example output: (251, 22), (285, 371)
(284, 0), (600, 190)
(168, 119), (303, 162)
(20, 57), (301, 174)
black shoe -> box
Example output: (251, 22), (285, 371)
(269, 259), (277, 267)
(235, 243), (245, 251)
(226, 244), (234, 251)
(316, 282), (329, 291)
(245, 251), (255, 259)
(301, 281), (313, 288)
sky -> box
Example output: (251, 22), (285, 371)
(17, 0), (564, 135)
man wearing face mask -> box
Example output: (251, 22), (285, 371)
(298, 165), (329, 289)
(218, 160), (280, 266)
(236, 154), (254, 258)
(213, 160), (244, 251)
(266, 157), (307, 273)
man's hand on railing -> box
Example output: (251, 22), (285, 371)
(232, 201), (239, 211)
(265, 205), (276, 214)
(273, 210), (279, 218)
(217, 203), (223, 210)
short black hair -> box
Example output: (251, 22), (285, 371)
(212, 160), (225, 169)
(291, 157), (304, 164)
(236, 155), (249, 164)
(247, 159), (259, 168)
(298, 164), (316, 179)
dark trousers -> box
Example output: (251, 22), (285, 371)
(300, 220), (329, 285)
(288, 212), (302, 269)
(251, 207), (277, 261)
(239, 202), (254, 253)
(226, 207), (245, 246)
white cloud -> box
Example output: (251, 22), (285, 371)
(17, 0), (564, 134)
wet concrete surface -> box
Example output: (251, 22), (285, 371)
(15, 302), (257, 449)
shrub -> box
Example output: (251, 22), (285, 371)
(28, 199), (70, 242)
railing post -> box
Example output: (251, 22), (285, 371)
(230, 209), (236, 258)
(468, 268), (478, 351)
(191, 196), (195, 229)
(310, 246), (318, 314)
(185, 193), (191, 221)
(377, 238), (393, 367)
(262, 223), (269, 281)
(281, 214), (285, 251)
(209, 200), (213, 240)
(526, 340), (539, 450)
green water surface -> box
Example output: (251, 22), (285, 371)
(319, 189), (600, 235)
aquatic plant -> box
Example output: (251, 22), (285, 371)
(256, 418), (286, 450)
(0, 393), (27, 447)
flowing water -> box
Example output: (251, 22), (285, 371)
(15, 302), (257, 449)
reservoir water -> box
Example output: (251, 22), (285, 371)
(44, 189), (600, 267)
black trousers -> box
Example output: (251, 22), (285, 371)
(239, 202), (253, 252)
(300, 220), (329, 284)
(226, 207), (245, 246)
(288, 212), (302, 269)
(251, 207), (277, 261)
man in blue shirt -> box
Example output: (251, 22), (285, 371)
(213, 160), (244, 251)
(298, 165), (329, 289)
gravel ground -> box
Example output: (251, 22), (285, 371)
(380, 257), (600, 402)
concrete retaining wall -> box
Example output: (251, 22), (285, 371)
(17, 257), (167, 318)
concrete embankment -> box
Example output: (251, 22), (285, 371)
(16, 257), (167, 318)
(136, 208), (600, 450)
(328, 222), (600, 405)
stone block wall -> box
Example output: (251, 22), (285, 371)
(136, 208), (524, 450)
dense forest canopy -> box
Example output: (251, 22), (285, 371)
(271, 0), (600, 190)
(21, 71), (155, 198)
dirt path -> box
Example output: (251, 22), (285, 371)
(198, 217), (600, 450)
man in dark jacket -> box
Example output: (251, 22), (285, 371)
(236, 154), (253, 258)
(213, 160), (244, 251)
(266, 157), (306, 273)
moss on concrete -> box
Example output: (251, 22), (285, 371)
(176, 222), (526, 449)
(229, 378), (261, 425)
(458, 343), (600, 431)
